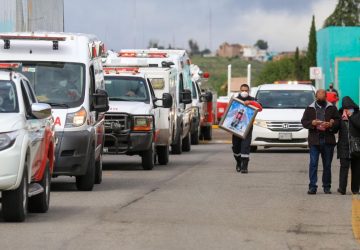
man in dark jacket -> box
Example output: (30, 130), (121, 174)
(232, 84), (262, 174)
(301, 89), (340, 194)
(337, 96), (360, 194)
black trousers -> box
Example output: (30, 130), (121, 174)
(232, 132), (252, 160)
(339, 157), (360, 193)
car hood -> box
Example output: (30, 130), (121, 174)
(0, 113), (25, 132)
(108, 101), (152, 115)
(256, 108), (305, 122)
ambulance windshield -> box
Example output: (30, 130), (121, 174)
(13, 62), (85, 108)
(0, 81), (18, 113)
(104, 76), (149, 103)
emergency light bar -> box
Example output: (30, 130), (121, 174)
(103, 67), (140, 75)
(0, 63), (21, 69)
(0, 35), (67, 50)
(118, 51), (168, 58)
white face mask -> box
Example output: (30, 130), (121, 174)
(240, 91), (249, 98)
(59, 80), (68, 87)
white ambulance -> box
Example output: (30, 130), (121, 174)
(0, 33), (109, 191)
(101, 64), (172, 170)
(116, 49), (193, 154)
(138, 66), (177, 164)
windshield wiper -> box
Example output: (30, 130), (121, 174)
(46, 102), (69, 108)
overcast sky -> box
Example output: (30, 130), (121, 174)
(64, 0), (338, 52)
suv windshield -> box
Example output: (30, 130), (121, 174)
(256, 90), (315, 109)
(9, 62), (85, 108)
(105, 76), (149, 103)
(0, 81), (18, 113)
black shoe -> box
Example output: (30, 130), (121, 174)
(307, 189), (316, 195)
(352, 191), (359, 195)
(236, 164), (241, 172)
(241, 169), (248, 174)
(337, 188), (346, 195)
(324, 189), (332, 194)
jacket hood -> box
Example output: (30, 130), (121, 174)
(341, 96), (359, 110)
(308, 101), (333, 109)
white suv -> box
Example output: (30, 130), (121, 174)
(251, 83), (316, 150)
(0, 66), (55, 222)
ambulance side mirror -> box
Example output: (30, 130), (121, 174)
(154, 93), (173, 109)
(200, 91), (213, 102)
(93, 89), (109, 112)
(180, 89), (192, 105)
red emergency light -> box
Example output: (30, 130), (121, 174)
(0, 63), (21, 69)
(103, 67), (140, 75)
(118, 51), (168, 58)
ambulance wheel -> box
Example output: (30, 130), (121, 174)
(95, 155), (103, 185)
(28, 161), (51, 213)
(76, 148), (95, 191)
(142, 144), (155, 170)
(182, 132), (191, 152)
(203, 126), (212, 140)
(250, 146), (258, 152)
(157, 146), (169, 165)
(191, 128), (200, 145)
(2, 167), (28, 222)
(171, 130), (183, 155)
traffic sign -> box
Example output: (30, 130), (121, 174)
(310, 67), (322, 80)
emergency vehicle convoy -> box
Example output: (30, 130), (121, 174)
(0, 65), (55, 222)
(115, 49), (194, 154)
(0, 32), (110, 191)
(101, 56), (173, 170)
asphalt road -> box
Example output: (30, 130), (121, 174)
(0, 129), (359, 250)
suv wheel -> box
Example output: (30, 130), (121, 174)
(95, 155), (103, 185)
(157, 146), (169, 165)
(28, 161), (51, 213)
(171, 129), (183, 155)
(142, 144), (155, 170)
(76, 147), (95, 191)
(191, 128), (200, 145)
(182, 132), (191, 152)
(2, 167), (28, 222)
(203, 126), (212, 140)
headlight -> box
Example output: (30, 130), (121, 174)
(254, 119), (268, 128)
(65, 107), (87, 128)
(132, 116), (153, 131)
(0, 131), (19, 151)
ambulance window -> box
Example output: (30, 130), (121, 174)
(192, 82), (198, 99)
(147, 79), (156, 99)
(24, 80), (37, 103)
(89, 66), (95, 94)
(20, 81), (33, 117)
(179, 74), (184, 91)
(149, 78), (165, 90)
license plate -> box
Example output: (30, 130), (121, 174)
(279, 133), (292, 140)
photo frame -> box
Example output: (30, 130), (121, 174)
(219, 97), (259, 139)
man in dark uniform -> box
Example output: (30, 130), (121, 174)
(232, 84), (262, 174)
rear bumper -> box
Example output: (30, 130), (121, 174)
(53, 130), (92, 176)
(251, 125), (308, 147)
(104, 131), (153, 154)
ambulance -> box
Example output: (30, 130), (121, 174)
(101, 59), (173, 170)
(111, 49), (193, 154)
(0, 32), (109, 191)
(138, 66), (177, 165)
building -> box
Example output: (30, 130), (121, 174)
(317, 26), (360, 104)
(0, 0), (64, 32)
(229, 77), (248, 92)
(216, 42), (244, 58)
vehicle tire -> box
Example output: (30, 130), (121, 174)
(142, 144), (155, 170)
(191, 128), (200, 145)
(2, 167), (28, 222)
(171, 129), (183, 155)
(250, 146), (258, 153)
(182, 132), (191, 152)
(28, 161), (51, 213)
(203, 126), (212, 140)
(94, 155), (103, 185)
(157, 146), (169, 165)
(76, 147), (95, 191)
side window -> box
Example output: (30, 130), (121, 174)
(179, 74), (184, 91)
(147, 79), (156, 100)
(24, 80), (37, 103)
(21, 81), (33, 118)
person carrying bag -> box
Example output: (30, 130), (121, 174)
(337, 96), (360, 195)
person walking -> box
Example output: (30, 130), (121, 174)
(301, 89), (340, 194)
(327, 83), (339, 96)
(232, 84), (262, 174)
(337, 96), (360, 195)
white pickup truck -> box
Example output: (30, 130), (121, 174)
(0, 65), (55, 222)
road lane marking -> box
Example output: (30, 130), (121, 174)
(352, 194), (360, 243)
(212, 125), (219, 129)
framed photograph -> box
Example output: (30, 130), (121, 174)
(219, 97), (259, 139)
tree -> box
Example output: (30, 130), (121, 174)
(324, 0), (360, 27)
(307, 15), (317, 72)
(254, 40), (268, 50)
(148, 39), (159, 49)
(188, 39), (200, 55)
(294, 47), (302, 80)
(256, 57), (296, 84)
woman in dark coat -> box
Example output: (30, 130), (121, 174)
(337, 96), (360, 194)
